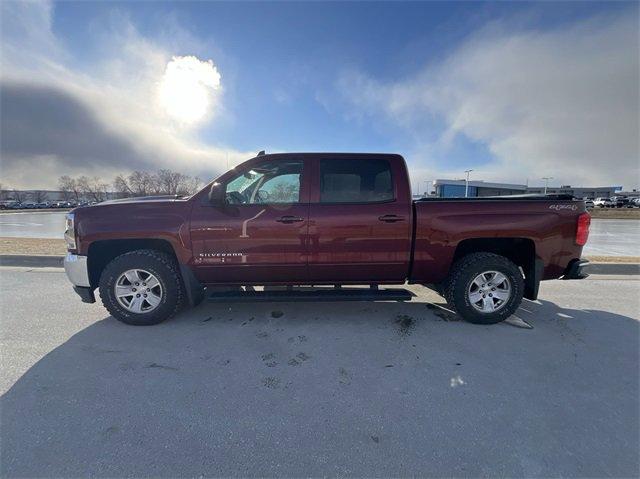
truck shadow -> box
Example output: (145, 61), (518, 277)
(2, 298), (639, 477)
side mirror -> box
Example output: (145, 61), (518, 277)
(208, 182), (225, 206)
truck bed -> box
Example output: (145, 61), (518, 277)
(409, 196), (585, 284)
(415, 194), (575, 202)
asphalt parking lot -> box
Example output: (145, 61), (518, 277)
(1, 267), (638, 477)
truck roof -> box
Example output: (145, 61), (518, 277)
(248, 152), (404, 160)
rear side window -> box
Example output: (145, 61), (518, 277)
(320, 159), (394, 203)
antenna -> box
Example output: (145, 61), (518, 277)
(257, 150), (266, 156)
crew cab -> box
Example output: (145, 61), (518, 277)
(64, 152), (590, 326)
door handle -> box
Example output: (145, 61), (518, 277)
(276, 215), (304, 224)
(378, 215), (404, 223)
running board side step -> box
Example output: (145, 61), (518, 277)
(207, 287), (415, 303)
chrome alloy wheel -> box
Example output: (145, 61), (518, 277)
(114, 269), (163, 314)
(468, 271), (512, 313)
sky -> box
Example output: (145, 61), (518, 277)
(1, 0), (638, 191)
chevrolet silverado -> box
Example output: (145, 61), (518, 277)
(64, 152), (590, 325)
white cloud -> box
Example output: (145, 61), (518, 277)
(337, 10), (640, 188)
(0, 0), (65, 72)
(0, 1), (251, 189)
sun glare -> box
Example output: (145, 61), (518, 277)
(157, 55), (221, 125)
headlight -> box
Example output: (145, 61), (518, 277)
(64, 213), (76, 250)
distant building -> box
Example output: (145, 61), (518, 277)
(433, 179), (623, 199)
(434, 180), (527, 197)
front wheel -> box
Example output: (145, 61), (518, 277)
(444, 252), (524, 324)
(99, 249), (186, 325)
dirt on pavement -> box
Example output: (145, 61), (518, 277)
(0, 237), (66, 256)
(589, 208), (640, 219)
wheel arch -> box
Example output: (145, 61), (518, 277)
(87, 238), (177, 288)
(452, 237), (540, 300)
(87, 238), (203, 306)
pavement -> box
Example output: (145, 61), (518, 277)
(1, 267), (638, 477)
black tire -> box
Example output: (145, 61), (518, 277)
(99, 249), (186, 326)
(444, 252), (524, 325)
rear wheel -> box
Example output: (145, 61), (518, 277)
(99, 249), (185, 325)
(444, 252), (524, 324)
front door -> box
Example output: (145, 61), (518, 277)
(190, 158), (310, 284)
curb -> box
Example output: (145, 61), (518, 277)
(583, 263), (640, 276)
(0, 255), (64, 268)
(1, 255), (639, 276)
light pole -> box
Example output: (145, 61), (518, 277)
(464, 170), (473, 197)
(542, 177), (553, 195)
(422, 180), (431, 196)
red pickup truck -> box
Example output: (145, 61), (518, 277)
(64, 152), (590, 326)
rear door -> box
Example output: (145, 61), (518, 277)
(190, 158), (310, 284)
(307, 156), (412, 283)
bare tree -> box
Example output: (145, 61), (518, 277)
(128, 171), (156, 196)
(178, 176), (202, 196)
(58, 175), (82, 202)
(78, 176), (108, 202)
(111, 169), (203, 198)
(31, 190), (48, 203)
(155, 169), (203, 196)
(113, 175), (132, 198)
(12, 189), (26, 203)
(76, 176), (90, 201)
(0, 184), (7, 201)
(92, 178), (108, 202)
(156, 169), (185, 195)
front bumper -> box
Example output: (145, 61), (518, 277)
(64, 253), (96, 303)
(562, 258), (589, 280)
(64, 253), (90, 287)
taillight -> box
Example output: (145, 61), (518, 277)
(575, 212), (591, 246)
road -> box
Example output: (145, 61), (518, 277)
(1, 267), (638, 477)
(1, 211), (639, 257)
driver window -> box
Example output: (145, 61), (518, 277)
(225, 160), (302, 205)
